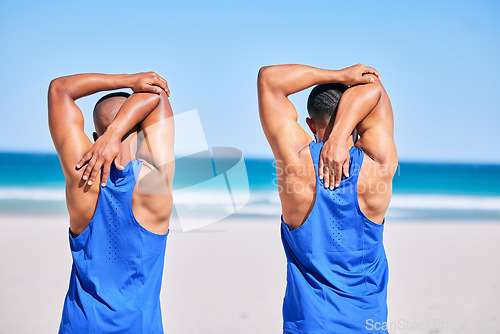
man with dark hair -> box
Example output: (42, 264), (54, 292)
(258, 64), (397, 333)
(307, 83), (348, 122)
(48, 72), (174, 333)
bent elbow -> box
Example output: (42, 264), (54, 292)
(158, 89), (169, 103)
(257, 65), (275, 89)
(48, 76), (69, 96)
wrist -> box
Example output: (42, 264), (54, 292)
(117, 73), (135, 90)
(104, 124), (124, 140)
(328, 128), (351, 142)
(317, 69), (344, 85)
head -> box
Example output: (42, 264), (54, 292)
(92, 92), (131, 140)
(306, 83), (348, 142)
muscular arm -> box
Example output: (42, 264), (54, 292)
(78, 92), (161, 186)
(138, 90), (175, 188)
(333, 75), (395, 164)
(257, 64), (379, 161)
(319, 75), (397, 188)
(322, 75), (397, 223)
(48, 72), (168, 186)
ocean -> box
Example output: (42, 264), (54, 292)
(0, 152), (499, 220)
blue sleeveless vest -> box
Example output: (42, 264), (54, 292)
(281, 141), (389, 334)
(59, 159), (168, 334)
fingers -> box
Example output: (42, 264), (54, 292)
(343, 160), (350, 178)
(333, 163), (342, 189)
(323, 164), (330, 189)
(329, 165), (337, 190)
(144, 84), (163, 94)
(87, 159), (103, 186)
(100, 162), (111, 187)
(82, 157), (97, 183)
(114, 153), (124, 170)
(157, 76), (170, 97)
(76, 151), (92, 169)
(152, 75), (170, 96)
(363, 76), (375, 84)
(362, 66), (381, 81)
(318, 158), (324, 180)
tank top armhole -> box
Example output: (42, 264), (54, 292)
(352, 148), (385, 227)
(128, 159), (169, 237)
(69, 186), (103, 241)
(282, 141), (320, 233)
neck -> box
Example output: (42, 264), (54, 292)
(316, 128), (355, 148)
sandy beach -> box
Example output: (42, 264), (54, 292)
(0, 214), (499, 334)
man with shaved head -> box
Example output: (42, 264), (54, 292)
(48, 72), (174, 333)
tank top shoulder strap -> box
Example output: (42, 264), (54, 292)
(349, 146), (364, 179)
(105, 159), (144, 199)
(308, 140), (323, 170)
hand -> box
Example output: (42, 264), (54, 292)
(338, 64), (380, 86)
(130, 72), (170, 96)
(318, 138), (351, 190)
(76, 131), (123, 187)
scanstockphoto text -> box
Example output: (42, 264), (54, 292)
(365, 317), (499, 332)
(272, 160), (400, 195)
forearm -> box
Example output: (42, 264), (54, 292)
(258, 64), (344, 96)
(106, 92), (161, 140)
(49, 73), (134, 101)
(330, 76), (382, 140)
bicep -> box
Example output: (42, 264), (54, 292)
(258, 79), (311, 159)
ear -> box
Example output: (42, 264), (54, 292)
(93, 132), (98, 142)
(352, 128), (359, 144)
(306, 117), (317, 135)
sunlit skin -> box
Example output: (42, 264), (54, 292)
(48, 72), (174, 236)
(258, 64), (398, 230)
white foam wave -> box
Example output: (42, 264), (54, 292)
(0, 187), (65, 201)
(0, 187), (498, 214)
(390, 194), (500, 211)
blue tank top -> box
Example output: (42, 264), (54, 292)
(59, 159), (168, 334)
(281, 141), (389, 334)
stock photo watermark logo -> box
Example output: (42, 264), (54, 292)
(272, 159), (400, 195)
(137, 109), (250, 232)
(365, 317), (492, 332)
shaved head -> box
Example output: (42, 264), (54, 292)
(93, 92), (130, 136)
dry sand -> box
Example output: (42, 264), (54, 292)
(0, 214), (499, 334)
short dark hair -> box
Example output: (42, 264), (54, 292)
(307, 83), (348, 123)
(94, 91), (131, 108)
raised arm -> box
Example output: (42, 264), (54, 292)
(319, 74), (397, 189)
(257, 64), (380, 161)
(137, 90), (175, 192)
(48, 72), (169, 186)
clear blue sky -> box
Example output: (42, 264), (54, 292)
(0, 0), (499, 163)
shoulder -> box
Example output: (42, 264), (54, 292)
(59, 139), (94, 186)
(357, 143), (398, 185)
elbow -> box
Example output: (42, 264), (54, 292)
(362, 79), (384, 104)
(257, 65), (276, 89)
(48, 77), (65, 95)
(149, 91), (162, 106)
(363, 74), (384, 96)
(48, 76), (71, 97)
(157, 89), (169, 104)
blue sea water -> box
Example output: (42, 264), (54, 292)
(0, 152), (499, 219)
